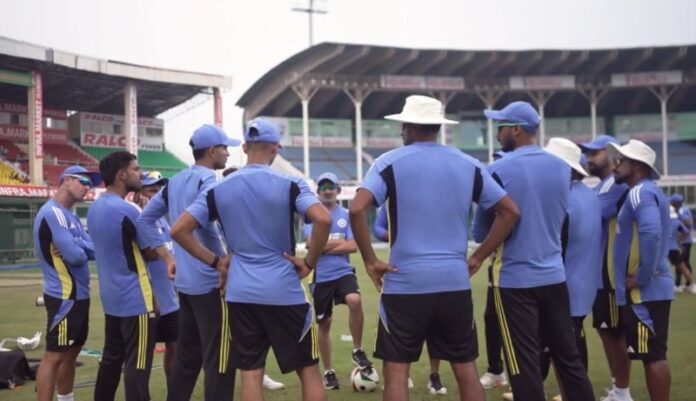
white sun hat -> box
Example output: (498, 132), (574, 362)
(544, 137), (589, 176)
(606, 139), (660, 179)
(385, 95), (458, 125)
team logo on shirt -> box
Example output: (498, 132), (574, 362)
(337, 218), (347, 228)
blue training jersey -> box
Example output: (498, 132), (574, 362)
(303, 205), (355, 283)
(34, 199), (94, 303)
(137, 166), (226, 295)
(594, 175), (630, 291)
(360, 142), (506, 295)
(373, 206), (388, 242)
(473, 145), (569, 288)
(679, 205), (693, 244)
(564, 181), (603, 317)
(187, 164), (320, 305)
(88, 193), (153, 317)
(614, 179), (674, 305)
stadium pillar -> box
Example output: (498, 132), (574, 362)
(344, 88), (372, 181)
(292, 85), (320, 178)
(528, 91), (556, 147)
(476, 90), (503, 163)
(579, 87), (608, 139)
(27, 70), (44, 185)
(213, 88), (223, 127)
(430, 92), (456, 146)
(124, 82), (138, 157)
(649, 85), (678, 176)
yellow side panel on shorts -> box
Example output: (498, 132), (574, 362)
(50, 244), (72, 299)
(492, 244), (504, 287)
(628, 224), (642, 304)
(606, 219), (618, 289)
(132, 241), (154, 312)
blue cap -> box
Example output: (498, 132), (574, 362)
(483, 101), (540, 134)
(244, 118), (281, 145)
(60, 165), (102, 186)
(189, 124), (241, 150)
(316, 172), (339, 186)
(578, 135), (619, 153)
(671, 194), (684, 203)
(493, 150), (506, 160)
(141, 171), (169, 187)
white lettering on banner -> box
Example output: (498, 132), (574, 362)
(291, 136), (322, 147)
(0, 185), (104, 199)
(81, 132), (163, 151)
(321, 137), (353, 148)
(33, 72), (43, 158)
(365, 137), (402, 148)
(381, 75), (427, 90)
(0, 125), (68, 144)
(425, 77), (465, 90)
(0, 103), (66, 120)
(80, 112), (163, 128)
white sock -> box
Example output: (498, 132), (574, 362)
(614, 387), (632, 400)
(611, 377), (616, 387)
(353, 347), (362, 353)
(57, 393), (75, 401)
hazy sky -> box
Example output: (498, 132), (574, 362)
(2, 0), (696, 164)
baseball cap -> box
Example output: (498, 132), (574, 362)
(141, 171), (168, 187)
(316, 172), (339, 186)
(60, 165), (102, 186)
(189, 124), (241, 150)
(483, 101), (540, 134)
(671, 193), (684, 203)
(578, 135), (619, 153)
(244, 118), (281, 145)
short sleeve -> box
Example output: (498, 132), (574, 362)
(303, 223), (312, 241)
(359, 162), (387, 206)
(294, 179), (320, 216)
(123, 203), (150, 249)
(476, 165), (507, 210)
(186, 190), (212, 227)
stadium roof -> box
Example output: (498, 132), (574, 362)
(0, 36), (232, 116)
(238, 42), (696, 120)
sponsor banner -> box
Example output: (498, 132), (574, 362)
(611, 71), (683, 87)
(381, 75), (465, 91)
(0, 184), (104, 200)
(125, 84), (138, 155)
(32, 72), (43, 158)
(0, 125), (68, 144)
(509, 75), (576, 90)
(79, 112), (163, 128)
(321, 137), (353, 147)
(0, 102), (66, 120)
(290, 136), (322, 147)
(365, 137), (401, 148)
(81, 132), (163, 151)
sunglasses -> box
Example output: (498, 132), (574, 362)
(64, 174), (93, 188)
(496, 122), (527, 132)
(318, 184), (337, 192)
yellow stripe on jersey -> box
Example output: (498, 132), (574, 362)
(492, 244), (504, 287)
(131, 241), (154, 312)
(219, 297), (230, 373)
(50, 244), (73, 299)
(493, 287), (519, 376)
(606, 219), (618, 289)
(628, 224), (642, 304)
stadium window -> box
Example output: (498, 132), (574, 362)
(9, 113), (20, 125)
(0, 112), (10, 124)
(113, 124), (121, 135)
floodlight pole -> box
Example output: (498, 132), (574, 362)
(292, 0), (328, 47)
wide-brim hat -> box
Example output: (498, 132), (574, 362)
(385, 95), (458, 125)
(606, 140), (660, 179)
(544, 137), (589, 177)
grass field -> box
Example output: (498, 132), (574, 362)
(1, 250), (695, 400)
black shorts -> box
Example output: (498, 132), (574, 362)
(375, 290), (477, 363)
(621, 301), (671, 362)
(668, 249), (684, 266)
(44, 294), (89, 352)
(312, 274), (359, 322)
(592, 289), (622, 332)
(155, 310), (179, 343)
(228, 302), (318, 374)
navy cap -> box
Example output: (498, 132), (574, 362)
(483, 101), (540, 134)
(316, 172), (339, 186)
(244, 118), (281, 145)
(671, 193), (684, 203)
(141, 171), (169, 187)
(189, 124), (241, 150)
(578, 135), (619, 153)
(60, 165), (102, 186)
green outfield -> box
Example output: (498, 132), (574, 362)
(1, 251), (695, 400)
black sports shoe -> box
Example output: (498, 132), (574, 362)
(352, 348), (373, 369)
(428, 373), (447, 395)
(323, 370), (340, 390)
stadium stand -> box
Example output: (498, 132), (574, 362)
(0, 161), (27, 185)
(82, 147), (187, 178)
(43, 142), (98, 166)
